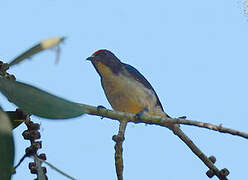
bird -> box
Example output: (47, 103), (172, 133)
(86, 49), (172, 122)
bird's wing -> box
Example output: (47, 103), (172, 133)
(122, 63), (165, 112)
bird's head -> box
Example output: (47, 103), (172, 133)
(86, 49), (122, 75)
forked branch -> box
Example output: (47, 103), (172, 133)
(81, 104), (245, 179)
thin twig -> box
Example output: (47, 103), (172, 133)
(36, 156), (77, 180)
(112, 120), (128, 180)
(14, 154), (27, 170)
(176, 119), (248, 139)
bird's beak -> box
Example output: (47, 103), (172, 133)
(86, 56), (94, 61)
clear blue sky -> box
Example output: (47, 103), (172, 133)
(1, 0), (248, 179)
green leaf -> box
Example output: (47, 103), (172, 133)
(0, 110), (14, 180)
(8, 37), (65, 67)
(0, 78), (85, 119)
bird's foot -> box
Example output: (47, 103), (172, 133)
(97, 105), (107, 119)
(97, 105), (106, 110)
(178, 116), (187, 119)
(135, 108), (149, 120)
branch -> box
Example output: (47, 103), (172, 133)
(112, 120), (128, 180)
(81, 104), (248, 140)
(34, 155), (46, 180)
(169, 125), (228, 179)
(176, 119), (248, 139)
(80, 104), (245, 179)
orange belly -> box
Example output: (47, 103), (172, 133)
(102, 74), (153, 114)
(108, 93), (145, 114)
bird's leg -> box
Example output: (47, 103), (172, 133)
(135, 107), (149, 120)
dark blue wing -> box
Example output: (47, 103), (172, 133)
(122, 63), (164, 111)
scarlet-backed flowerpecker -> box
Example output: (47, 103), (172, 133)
(86, 49), (171, 119)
